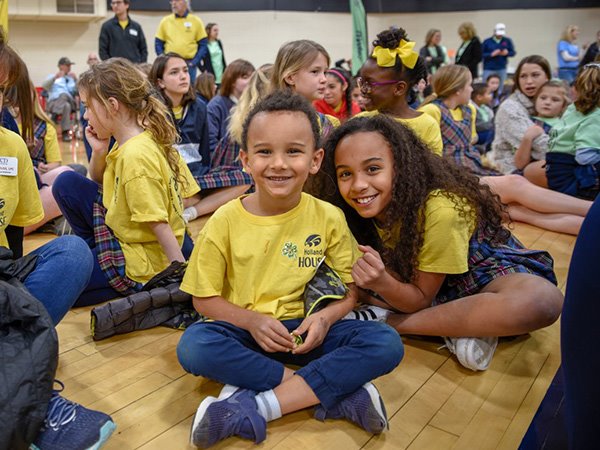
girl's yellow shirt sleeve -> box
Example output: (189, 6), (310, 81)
(417, 192), (474, 274)
(43, 122), (62, 163)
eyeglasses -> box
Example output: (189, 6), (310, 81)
(356, 77), (401, 94)
(110, 1), (124, 5)
(584, 63), (600, 69)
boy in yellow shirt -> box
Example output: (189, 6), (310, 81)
(177, 91), (403, 448)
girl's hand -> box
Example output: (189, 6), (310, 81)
(247, 314), (295, 353)
(85, 125), (110, 155)
(291, 313), (331, 354)
(38, 162), (49, 174)
(352, 244), (387, 291)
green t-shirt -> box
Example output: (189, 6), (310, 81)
(549, 104), (600, 156)
(207, 40), (224, 83)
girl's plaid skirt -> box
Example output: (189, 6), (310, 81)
(436, 225), (557, 303)
(195, 138), (253, 190)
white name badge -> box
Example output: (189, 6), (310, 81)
(184, 22), (192, 29)
(0, 156), (18, 176)
(129, 28), (138, 36)
(174, 143), (202, 164)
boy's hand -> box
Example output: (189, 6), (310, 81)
(352, 245), (387, 291)
(247, 314), (294, 353)
(291, 313), (331, 354)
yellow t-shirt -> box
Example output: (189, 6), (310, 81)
(16, 120), (61, 164)
(419, 102), (477, 143)
(0, 129), (44, 247)
(43, 122), (61, 163)
(355, 110), (443, 155)
(172, 105), (184, 120)
(376, 190), (475, 274)
(103, 131), (200, 283)
(156, 13), (207, 60)
(318, 113), (340, 130)
(181, 193), (360, 320)
(119, 19), (128, 30)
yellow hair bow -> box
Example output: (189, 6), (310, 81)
(372, 39), (418, 69)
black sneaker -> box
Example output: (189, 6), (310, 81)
(62, 131), (72, 142)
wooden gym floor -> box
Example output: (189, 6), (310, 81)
(22, 140), (574, 449)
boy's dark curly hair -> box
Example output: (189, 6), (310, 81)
(320, 115), (510, 283)
(241, 90), (321, 150)
(371, 27), (428, 96)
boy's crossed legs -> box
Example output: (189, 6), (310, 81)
(177, 318), (403, 448)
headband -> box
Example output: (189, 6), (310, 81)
(326, 69), (348, 84)
(372, 39), (419, 69)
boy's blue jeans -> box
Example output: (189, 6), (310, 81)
(177, 318), (403, 409)
(24, 235), (93, 325)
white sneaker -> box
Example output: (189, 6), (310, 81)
(344, 304), (391, 322)
(443, 336), (498, 371)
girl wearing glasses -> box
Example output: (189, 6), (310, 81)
(545, 63), (600, 200)
(354, 28), (443, 155)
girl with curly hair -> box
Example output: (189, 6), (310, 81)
(321, 114), (563, 371)
(354, 27), (443, 155)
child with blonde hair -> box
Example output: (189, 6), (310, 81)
(514, 79), (570, 186)
(53, 58), (200, 306)
(546, 63), (600, 199)
(271, 39), (339, 132)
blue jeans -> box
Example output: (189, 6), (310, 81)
(53, 171), (194, 306)
(23, 235), (93, 325)
(482, 68), (507, 95)
(177, 318), (403, 409)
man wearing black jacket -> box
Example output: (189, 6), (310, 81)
(99, 0), (148, 63)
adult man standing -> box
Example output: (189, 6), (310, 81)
(42, 57), (77, 142)
(99, 0), (148, 63)
(482, 23), (516, 94)
(155, 0), (207, 83)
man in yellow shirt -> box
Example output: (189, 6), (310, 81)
(155, 0), (208, 83)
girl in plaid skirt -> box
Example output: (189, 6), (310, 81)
(53, 58), (201, 305)
(149, 52), (252, 222)
(320, 114), (563, 371)
(420, 64), (591, 235)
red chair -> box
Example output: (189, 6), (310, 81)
(35, 86), (47, 110)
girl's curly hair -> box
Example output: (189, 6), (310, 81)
(320, 115), (510, 283)
(371, 27), (428, 94)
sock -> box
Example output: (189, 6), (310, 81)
(217, 384), (239, 399)
(342, 305), (391, 322)
(182, 206), (198, 223)
(254, 389), (282, 422)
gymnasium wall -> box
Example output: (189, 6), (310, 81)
(7, 7), (600, 85)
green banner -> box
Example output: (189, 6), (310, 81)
(350, 0), (367, 76)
